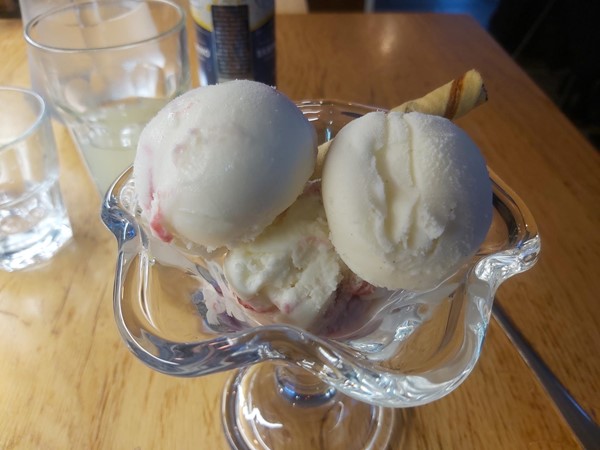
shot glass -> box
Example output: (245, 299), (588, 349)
(0, 87), (72, 272)
(25, 0), (191, 195)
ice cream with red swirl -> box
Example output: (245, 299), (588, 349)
(134, 79), (317, 252)
(222, 183), (345, 328)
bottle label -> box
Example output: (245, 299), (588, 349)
(190, 0), (275, 86)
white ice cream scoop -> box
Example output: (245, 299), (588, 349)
(223, 184), (344, 328)
(134, 80), (317, 250)
(321, 111), (493, 291)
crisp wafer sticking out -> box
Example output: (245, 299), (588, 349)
(392, 69), (487, 119)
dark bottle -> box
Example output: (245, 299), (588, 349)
(189, 0), (276, 86)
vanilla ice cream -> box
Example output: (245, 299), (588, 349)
(134, 80), (317, 250)
(223, 183), (344, 328)
(321, 111), (493, 291)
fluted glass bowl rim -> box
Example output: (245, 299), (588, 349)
(102, 99), (541, 407)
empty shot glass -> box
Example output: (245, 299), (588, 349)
(0, 87), (72, 271)
(24, 0), (191, 195)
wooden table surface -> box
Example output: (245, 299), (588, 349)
(1, 13), (598, 450)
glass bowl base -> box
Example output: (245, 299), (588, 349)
(222, 363), (399, 450)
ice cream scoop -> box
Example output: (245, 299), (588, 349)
(134, 80), (317, 250)
(321, 111), (493, 291)
(223, 183), (345, 328)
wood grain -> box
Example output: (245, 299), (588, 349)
(1, 13), (597, 449)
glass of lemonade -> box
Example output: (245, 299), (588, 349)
(25, 0), (190, 194)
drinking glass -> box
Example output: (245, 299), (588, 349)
(102, 100), (541, 449)
(25, 0), (190, 195)
(0, 87), (72, 271)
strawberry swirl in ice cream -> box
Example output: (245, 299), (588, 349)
(134, 80), (317, 251)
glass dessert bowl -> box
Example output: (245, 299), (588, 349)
(102, 100), (540, 450)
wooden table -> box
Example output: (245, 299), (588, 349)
(1, 13), (598, 449)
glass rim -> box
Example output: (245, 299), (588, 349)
(24, 0), (186, 53)
(0, 86), (46, 152)
(100, 98), (541, 408)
